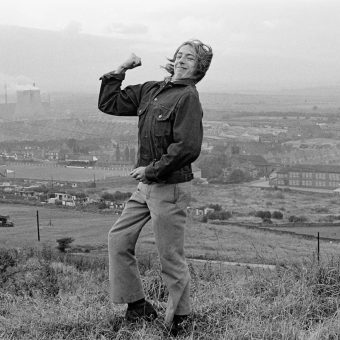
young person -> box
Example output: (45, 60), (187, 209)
(98, 39), (213, 334)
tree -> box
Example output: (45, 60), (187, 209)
(255, 211), (272, 219)
(101, 191), (131, 202)
(101, 192), (114, 201)
(289, 215), (307, 223)
(56, 237), (74, 252)
(197, 155), (225, 179)
(76, 192), (87, 199)
(98, 201), (107, 209)
(228, 169), (246, 183)
(208, 203), (222, 211)
(272, 211), (283, 219)
(207, 210), (232, 220)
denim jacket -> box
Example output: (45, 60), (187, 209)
(98, 72), (203, 183)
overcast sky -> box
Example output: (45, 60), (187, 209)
(0, 0), (340, 93)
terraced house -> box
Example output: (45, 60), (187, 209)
(276, 164), (340, 189)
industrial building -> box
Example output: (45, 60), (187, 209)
(0, 84), (49, 119)
(275, 164), (340, 190)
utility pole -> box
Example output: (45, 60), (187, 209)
(36, 210), (40, 242)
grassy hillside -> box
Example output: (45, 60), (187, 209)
(1, 247), (340, 339)
(2, 183), (340, 338)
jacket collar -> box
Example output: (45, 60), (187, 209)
(164, 76), (196, 86)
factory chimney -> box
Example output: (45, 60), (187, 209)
(14, 84), (45, 117)
(4, 84), (7, 104)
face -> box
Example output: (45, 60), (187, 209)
(172, 44), (197, 81)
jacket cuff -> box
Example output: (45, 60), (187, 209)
(99, 72), (125, 82)
(145, 163), (158, 182)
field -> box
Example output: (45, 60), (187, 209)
(2, 187), (340, 266)
(4, 162), (131, 182)
(0, 204), (115, 250)
(190, 182), (340, 222)
(2, 179), (340, 265)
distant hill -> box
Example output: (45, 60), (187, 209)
(1, 25), (340, 97)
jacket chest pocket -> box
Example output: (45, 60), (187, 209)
(137, 101), (149, 129)
(153, 104), (173, 137)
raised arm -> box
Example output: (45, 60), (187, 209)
(98, 53), (143, 116)
(108, 53), (142, 75)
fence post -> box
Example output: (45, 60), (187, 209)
(317, 232), (320, 263)
(36, 210), (40, 242)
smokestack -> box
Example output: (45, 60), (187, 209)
(4, 83), (7, 104)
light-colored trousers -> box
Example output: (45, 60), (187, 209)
(108, 181), (191, 325)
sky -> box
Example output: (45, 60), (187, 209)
(0, 0), (340, 93)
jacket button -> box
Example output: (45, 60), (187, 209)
(154, 98), (157, 101)
(158, 114), (162, 118)
(139, 109), (142, 113)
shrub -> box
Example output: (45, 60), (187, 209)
(98, 201), (107, 209)
(0, 249), (18, 280)
(272, 211), (283, 219)
(313, 207), (330, 213)
(288, 215), (308, 223)
(219, 211), (232, 220)
(208, 203), (222, 211)
(255, 210), (272, 219)
(228, 169), (246, 183)
(262, 217), (272, 224)
(207, 210), (232, 220)
(101, 192), (114, 201)
(56, 237), (74, 252)
(101, 191), (132, 202)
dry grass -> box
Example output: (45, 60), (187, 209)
(1, 247), (340, 339)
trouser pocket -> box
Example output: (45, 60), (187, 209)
(174, 182), (191, 212)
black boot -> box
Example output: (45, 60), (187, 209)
(170, 314), (190, 337)
(125, 299), (158, 322)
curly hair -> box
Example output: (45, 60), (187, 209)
(163, 39), (213, 83)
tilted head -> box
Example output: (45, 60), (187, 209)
(164, 39), (213, 83)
